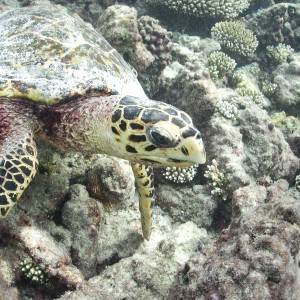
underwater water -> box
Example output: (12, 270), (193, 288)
(0, 0), (300, 299)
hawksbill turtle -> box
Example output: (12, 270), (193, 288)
(0, 4), (206, 240)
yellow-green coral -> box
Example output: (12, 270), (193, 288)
(145, 0), (250, 20)
(236, 81), (264, 107)
(260, 81), (277, 97)
(211, 21), (258, 58)
(270, 111), (300, 134)
(208, 51), (236, 81)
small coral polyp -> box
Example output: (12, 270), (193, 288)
(163, 165), (197, 183)
(20, 259), (47, 284)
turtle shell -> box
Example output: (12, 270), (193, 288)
(0, 4), (146, 104)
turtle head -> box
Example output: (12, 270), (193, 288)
(110, 96), (206, 167)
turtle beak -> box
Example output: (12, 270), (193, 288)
(184, 137), (206, 164)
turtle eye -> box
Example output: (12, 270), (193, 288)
(146, 127), (179, 148)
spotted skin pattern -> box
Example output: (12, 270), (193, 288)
(0, 134), (38, 217)
(132, 163), (155, 240)
(111, 96), (204, 239)
(0, 94), (205, 240)
(111, 97), (201, 165)
(0, 5), (206, 240)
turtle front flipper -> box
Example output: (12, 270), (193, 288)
(131, 163), (155, 240)
(0, 130), (38, 217)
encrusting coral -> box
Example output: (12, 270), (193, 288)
(145, 0), (250, 20)
(215, 100), (239, 123)
(208, 51), (236, 81)
(211, 21), (258, 58)
(235, 80), (264, 107)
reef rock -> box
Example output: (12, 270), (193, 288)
(169, 180), (300, 299)
(97, 4), (154, 71)
(273, 53), (300, 109)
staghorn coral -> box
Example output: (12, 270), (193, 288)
(266, 43), (295, 65)
(208, 51), (236, 81)
(145, 0), (250, 20)
(211, 21), (258, 58)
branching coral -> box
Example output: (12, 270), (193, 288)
(260, 81), (277, 97)
(211, 21), (258, 57)
(204, 159), (229, 200)
(208, 51), (236, 81)
(145, 0), (250, 20)
(266, 43), (294, 65)
(163, 165), (197, 183)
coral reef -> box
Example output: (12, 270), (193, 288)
(211, 21), (258, 58)
(145, 0), (250, 20)
(169, 180), (300, 299)
(271, 111), (300, 134)
(245, 3), (300, 50)
(295, 174), (300, 191)
(208, 51), (236, 81)
(86, 156), (135, 208)
(61, 184), (104, 278)
(236, 83), (265, 107)
(1, 1), (300, 299)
